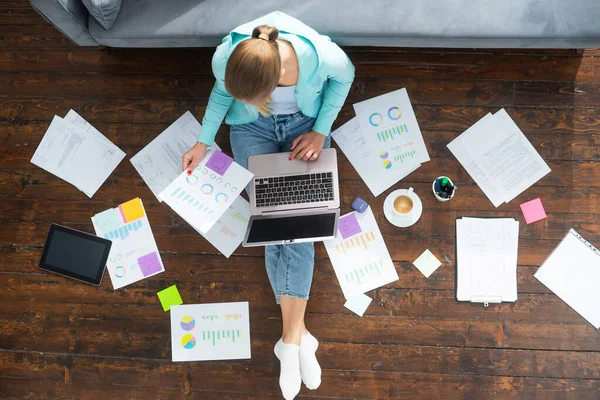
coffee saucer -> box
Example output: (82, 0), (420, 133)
(384, 189), (423, 228)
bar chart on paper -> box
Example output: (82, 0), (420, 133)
(104, 220), (143, 240)
(171, 302), (251, 362)
(335, 231), (376, 255)
(377, 124), (409, 142)
(345, 259), (387, 284)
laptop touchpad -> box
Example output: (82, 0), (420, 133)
(277, 156), (309, 174)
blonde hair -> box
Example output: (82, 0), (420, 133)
(225, 25), (281, 115)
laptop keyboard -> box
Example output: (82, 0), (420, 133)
(254, 172), (334, 208)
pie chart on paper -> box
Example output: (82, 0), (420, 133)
(181, 334), (196, 349)
(180, 316), (195, 331)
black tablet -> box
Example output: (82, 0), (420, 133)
(39, 224), (112, 285)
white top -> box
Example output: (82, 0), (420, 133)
(270, 85), (301, 115)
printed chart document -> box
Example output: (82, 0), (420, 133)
(31, 114), (125, 197)
(91, 198), (165, 290)
(332, 117), (420, 196)
(343, 88), (429, 196)
(535, 229), (600, 328)
(131, 111), (204, 201)
(324, 207), (399, 299)
(159, 148), (253, 235)
(456, 217), (519, 304)
(170, 302), (251, 362)
(193, 196), (251, 258)
(448, 109), (551, 206)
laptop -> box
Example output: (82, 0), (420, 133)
(242, 148), (340, 247)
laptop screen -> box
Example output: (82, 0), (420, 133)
(246, 212), (337, 244)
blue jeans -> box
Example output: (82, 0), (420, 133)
(230, 112), (331, 304)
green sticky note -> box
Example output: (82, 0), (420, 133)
(157, 285), (183, 312)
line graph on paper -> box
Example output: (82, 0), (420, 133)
(335, 231), (376, 255)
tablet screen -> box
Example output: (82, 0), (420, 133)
(40, 224), (111, 285)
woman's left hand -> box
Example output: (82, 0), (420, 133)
(289, 130), (326, 161)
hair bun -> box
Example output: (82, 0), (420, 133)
(252, 25), (279, 43)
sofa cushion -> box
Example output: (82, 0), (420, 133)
(88, 0), (600, 48)
(30, 0), (99, 46)
(82, 0), (121, 30)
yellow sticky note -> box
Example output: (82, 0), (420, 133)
(119, 198), (145, 222)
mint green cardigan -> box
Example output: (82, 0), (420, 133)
(198, 11), (355, 145)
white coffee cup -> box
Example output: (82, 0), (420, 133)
(384, 187), (423, 228)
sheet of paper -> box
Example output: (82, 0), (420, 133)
(157, 285), (183, 312)
(413, 249), (442, 278)
(535, 229), (600, 329)
(31, 115), (125, 197)
(159, 148), (253, 235)
(170, 302), (251, 362)
(192, 196), (251, 258)
(460, 109), (551, 203)
(520, 198), (547, 224)
(64, 109), (115, 147)
(91, 198), (165, 290)
(332, 117), (420, 197)
(344, 293), (372, 317)
(447, 113), (504, 208)
(130, 111), (204, 201)
(456, 218), (519, 302)
(324, 207), (399, 299)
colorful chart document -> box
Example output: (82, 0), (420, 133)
(324, 207), (399, 299)
(130, 111), (204, 201)
(159, 148), (253, 235)
(91, 198), (165, 290)
(170, 302), (251, 362)
(342, 88), (429, 196)
(31, 113), (125, 197)
(193, 196), (251, 258)
(332, 118), (420, 197)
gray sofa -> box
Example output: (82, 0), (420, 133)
(31, 0), (600, 48)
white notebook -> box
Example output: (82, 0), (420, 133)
(535, 229), (600, 329)
(456, 217), (519, 305)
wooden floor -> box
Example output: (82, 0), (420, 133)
(2, 2), (600, 399)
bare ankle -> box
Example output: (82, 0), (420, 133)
(282, 331), (302, 346)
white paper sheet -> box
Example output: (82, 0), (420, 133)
(535, 229), (600, 329)
(413, 249), (442, 278)
(31, 115), (125, 197)
(324, 207), (399, 299)
(447, 113), (504, 207)
(192, 196), (251, 258)
(456, 218), (519, 303)
(159, 148), (253, 235)
(91, 198), (165, 290)
(449, 109), (551, 205)
(170, 302), (251, 362)
(130, 111), (204, 201)
(332, 117), (420, 196)
(344, 293), (372, 317)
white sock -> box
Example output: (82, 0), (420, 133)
(299, 332), (321, 390)
(274, 339), (301, 400)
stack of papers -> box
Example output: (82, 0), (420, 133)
(535, 229), (600, 328)
(91, 198), (165, 290)
(159, 147), (253, 236)
(31, 110), (125, 197)
(448, 109), (551, 207)
(456, 217), (519, 304)
(333, 89), (430, 196)
(131, 112), (252, 257)
(324, 207), (399, 299)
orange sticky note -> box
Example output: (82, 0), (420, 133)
(119, 198), (145, 222)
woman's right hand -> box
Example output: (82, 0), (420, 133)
(182, 142), (208, 173)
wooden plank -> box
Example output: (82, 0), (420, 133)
(1, 352), (599, 400)
(515, 81), (600, 108)
(0, 25), (75, 48)
(0, 245), (556, 296)
(0, 74), (515, 106)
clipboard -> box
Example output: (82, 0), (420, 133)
(455, 217), (520, 306)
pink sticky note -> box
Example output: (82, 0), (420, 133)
(206, 150), (234, 176)
(338, 213), (362, 239)
(520, 198), (547, 224)
(138, 251), (162, 277)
